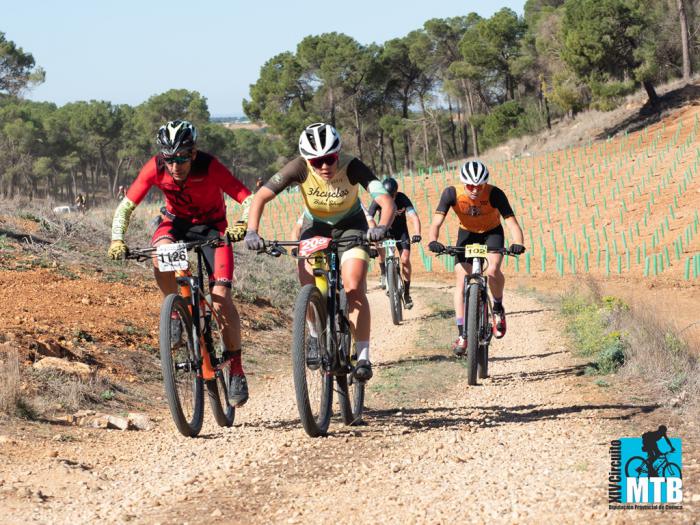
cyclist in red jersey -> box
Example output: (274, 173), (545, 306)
(108, 120), (253, 406)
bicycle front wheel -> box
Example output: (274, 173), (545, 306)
(337, 374), (365, 425)
(292, 284), (333, 437)
(386, 259), (402, 326)
(465, 283), (480, 386)
(663, 462), (682, 478)
(160, 294), (204, 437)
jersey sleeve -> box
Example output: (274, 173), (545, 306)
(367, 199), (379, 218)
(397, 193), (416, 214)
(435, 186), (457, 215)
(347, 158), (387, 199)
(264, 157), (307, 195)
(125, 156), (158, 205)
(489, 186), (515, 219)
(211, 157), (252, 204)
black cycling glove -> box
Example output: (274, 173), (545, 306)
(428, 241), (445, 253)
(367, 225), (388, 242)
(411, 235), (422, 244)
(509, 243), (526, 255)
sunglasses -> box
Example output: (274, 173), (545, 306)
(163, 153), (192, 165)
(309, 153), (338, 169)
(466, 184), (484, 192)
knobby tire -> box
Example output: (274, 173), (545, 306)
(477, 294), (489, 379)
(336, 290), (365, 425)
(292, 284), (333, 437)
(159, 294), (204, 437)
(205, 312), (235, 427)
(387, 259), (402, 326)
(465, 283), (480, 386)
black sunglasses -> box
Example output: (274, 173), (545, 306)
(163, 152), (192, 164)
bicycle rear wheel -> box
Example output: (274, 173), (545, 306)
(292, 284), (333, 437)
(386, 259), (402, 326)
(336, 290), (365, 425)
(159, 294), (204, 437)
(205, 311), (235, 427)
(465, 283), (480, 386)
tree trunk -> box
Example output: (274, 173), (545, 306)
(434, 113), (448, 167)
(419, 100), (429, 167)
(329, 88), (336, 128)
(378, 129), (386, 174)
(389, 137), (398, 174)
(465, 81), (480, 157)
(447, 95), (458, 157)
(352, 101), (363, 159)
(643, 81), (659, 104)
(678, 0), (692, 81)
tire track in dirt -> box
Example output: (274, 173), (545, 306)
(1, 282), (698, 524)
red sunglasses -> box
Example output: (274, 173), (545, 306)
(309, 153), (338, 169)
(466, 184), (484, 192)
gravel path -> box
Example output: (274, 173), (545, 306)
(1, 281), (697, 524)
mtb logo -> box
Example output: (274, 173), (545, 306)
(608, 425), (683, 510)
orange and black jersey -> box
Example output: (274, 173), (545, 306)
(435, 184), (514, 233)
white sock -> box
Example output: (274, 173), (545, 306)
(356, 341), (370, 362)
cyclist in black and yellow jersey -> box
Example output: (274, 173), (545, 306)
(245, 123), (395, 381)
(428, 160), (525, 355)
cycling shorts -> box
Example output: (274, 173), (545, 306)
(455, 224), (504, 264)
(152, 218), (233, 288)
(388, 227), (411, 253)
(299, 210), (369, 264)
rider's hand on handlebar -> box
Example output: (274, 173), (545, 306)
(244, 230), (265, 251)
(428, 241), (445, 253)
(509, 243), (526, 255)
(367, 225), (388, 242)
(411, 234), (422, 244)
(226, 221), (248, 242)
(108, 240), (128, 260)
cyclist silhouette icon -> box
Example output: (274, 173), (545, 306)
(641, 425), (674, 476)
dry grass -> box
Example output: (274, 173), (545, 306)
(0, 349), (21, 415)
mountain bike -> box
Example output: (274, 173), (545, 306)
(381, 237), (406, 326)
(625, 451), (682, 478)
(126, 237), (235, 437)
(434, 244), (519, 386)
(261, 235), (370, 437)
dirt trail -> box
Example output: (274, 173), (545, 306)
(1, 282), (698, 524)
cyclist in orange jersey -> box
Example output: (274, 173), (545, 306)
(428, 160), (525, 355)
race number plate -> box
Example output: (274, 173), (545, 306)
(382, 239), (397, 250)
(156, 243), (189, 272)
(298, 236), (332, 258)
(463, 243), (487, 258)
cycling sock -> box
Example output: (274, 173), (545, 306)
(356, 341), (370, 362)
(404, 280), (410, 296)
(379, 263), (386, 275)
(456, 317), (464, 337)
(228, 349), (244, 376)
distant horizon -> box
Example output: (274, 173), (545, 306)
(3, 0), (524, 115)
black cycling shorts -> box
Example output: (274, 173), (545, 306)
(299, 210), (369, 263)
(386, 227), (411, 253)
(455, 224), (504, 264)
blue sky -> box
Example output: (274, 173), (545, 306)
(2, 0), (524, 116)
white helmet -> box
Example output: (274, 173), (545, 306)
(459, 160), (490, 185)
(298, 122), (341, 159)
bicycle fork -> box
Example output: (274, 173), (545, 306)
(176, 270), (216, 381)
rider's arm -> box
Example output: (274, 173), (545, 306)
(248, 158), (308, 232)
(291, 214), (304, 240)
(211, 158), (253, 220)
(110, 157), (157, 240)
(491, 187), (524, 246)
(401, 194), (421, 237)
(429, 213), (446, 243)
(366, 199), (379, 228)
(347, 159), (394, 228)
(430, 186), (456, 242)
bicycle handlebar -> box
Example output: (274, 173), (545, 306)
(260, 234), (372, 259)
(125, 235), (230, 262)
(432, 245), (521, 258)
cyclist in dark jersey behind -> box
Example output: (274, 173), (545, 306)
(107, 120), (253, 407)
(428, 160), (525, 355)
(245, 122), (394, 381)
(366, 177), (421, 309)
